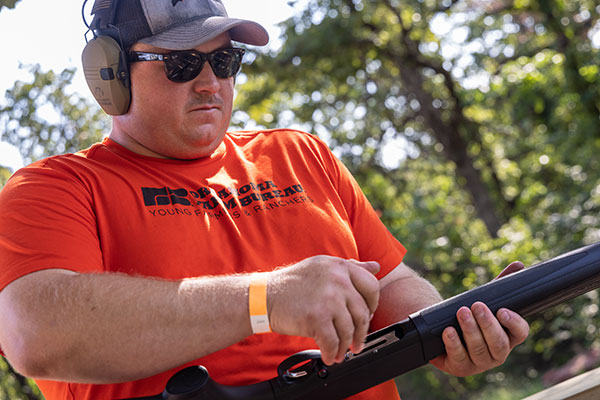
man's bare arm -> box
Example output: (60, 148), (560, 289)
(0, 256), (380, 384)
(371, 262), (442, 331)
(0, 269), (255, 384)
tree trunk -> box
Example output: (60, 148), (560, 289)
(399, 63), (504, 237)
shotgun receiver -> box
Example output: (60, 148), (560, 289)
(125, 241), (600, 400)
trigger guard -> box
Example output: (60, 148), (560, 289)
(277, 349), (322, 380)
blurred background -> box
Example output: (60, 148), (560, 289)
(1, 0), (600, 399)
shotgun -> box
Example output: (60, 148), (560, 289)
(124, 241), (600, 400)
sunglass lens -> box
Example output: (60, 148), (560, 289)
(210, 50), (242, 79)
(164, 52), (204, 82)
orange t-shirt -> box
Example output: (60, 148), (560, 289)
(0, 129), (406, 399)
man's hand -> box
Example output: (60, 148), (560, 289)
(430, 261), (530, 376)
(267, 256), (380, 366)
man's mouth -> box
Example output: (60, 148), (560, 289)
(191, 104), (220, 111)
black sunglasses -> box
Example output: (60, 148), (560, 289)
(128, 47), (245, 82)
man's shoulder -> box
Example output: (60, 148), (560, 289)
(4, 141), (113, 188)
(18, 141), (106, 169)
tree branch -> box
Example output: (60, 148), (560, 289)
(380, 0), (409, 35)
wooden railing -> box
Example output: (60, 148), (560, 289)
(522, 367), (600, 400)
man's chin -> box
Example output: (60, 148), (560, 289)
(170, 137), (225, 160)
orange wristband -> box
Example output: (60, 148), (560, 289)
(249, 273), (271, 334)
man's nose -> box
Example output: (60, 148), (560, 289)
(191, 62), (222, 94)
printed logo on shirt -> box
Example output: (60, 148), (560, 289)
(140, 180), (314, 219)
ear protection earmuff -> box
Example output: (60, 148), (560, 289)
(81, 0), (131, 116)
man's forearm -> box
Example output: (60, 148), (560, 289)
(0, 269), (253, 383)
(371, 263), (442, 331)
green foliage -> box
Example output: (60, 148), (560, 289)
(0, 64), (110, 165)
(236, 0), (600, 398)
(0, 167), (11, 187)
(0, 358), (44, 400)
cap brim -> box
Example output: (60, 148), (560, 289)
(139, 16), (269, 50)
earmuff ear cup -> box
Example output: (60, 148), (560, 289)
(82, 36), (131, 115)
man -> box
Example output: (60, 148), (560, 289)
(0, 1), (529, 399)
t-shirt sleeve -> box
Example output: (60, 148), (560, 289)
(309, 136), (407, 280)
(0, 161), (105, 292)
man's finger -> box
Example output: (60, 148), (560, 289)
(345, 294), (371, 354)
(347, 259), (380, 275)
(497, 308), (530, 347)
(441, 325), (470, 364)
(456, 306), (492, 366)
(314, 320), (341, 366)
(471, 302), (510, 362)
(494, 261), (525, 280)
(332, 311), (355, 363)
(347, 262), (380, 315)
